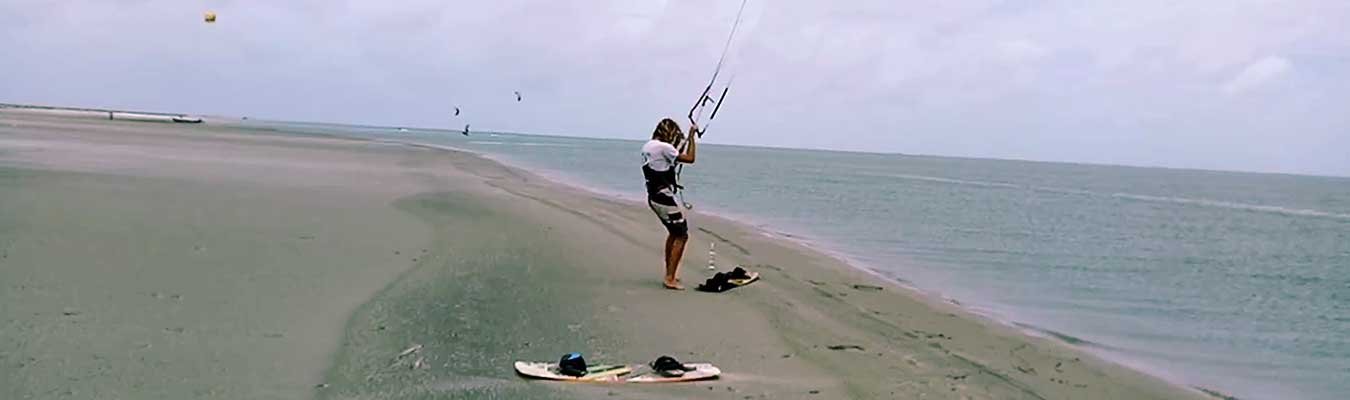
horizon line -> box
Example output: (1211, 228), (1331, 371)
(4, 101), (1346, 180)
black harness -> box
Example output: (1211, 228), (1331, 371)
(642, 162), (680, 199)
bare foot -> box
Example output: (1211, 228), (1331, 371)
(663, 280), (685, 290)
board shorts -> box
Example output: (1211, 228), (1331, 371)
(647, 187), (688, 237)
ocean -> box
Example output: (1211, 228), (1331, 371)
(249, 121), (1349, 400)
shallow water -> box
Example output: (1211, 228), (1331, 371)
(255, 121), (1350, 400)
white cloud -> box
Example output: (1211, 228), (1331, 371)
(1221, 56), (1293, 95)
(612, 0), (668, 39)
(997, 39), (1049, 62)
(3, 0), (1349, 175)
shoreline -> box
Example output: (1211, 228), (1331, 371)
(373, 134), (1240, 399)
(1, 108), (1225, 399)
(358, 134), (1230, 399)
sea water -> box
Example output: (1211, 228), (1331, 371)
(251, 121), (1349, 400)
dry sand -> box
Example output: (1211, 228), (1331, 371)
(0, 109), (1213, 399)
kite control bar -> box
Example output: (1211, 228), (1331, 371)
(687, 86), (731, 138)
(686, 0), (747, 138)
(675, 0), (747, 210)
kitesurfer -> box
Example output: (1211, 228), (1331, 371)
(641, 118), (698, 290)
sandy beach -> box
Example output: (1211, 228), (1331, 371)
(0, 109), (1213, 399)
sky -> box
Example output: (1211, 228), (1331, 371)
(3, 0), (1348, 176)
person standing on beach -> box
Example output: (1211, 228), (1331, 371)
(642, 118), (698, 290)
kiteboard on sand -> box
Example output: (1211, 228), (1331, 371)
(513, 362), (634, 381)
(626, 363), (721, 383)
(515, 355), (720, 383)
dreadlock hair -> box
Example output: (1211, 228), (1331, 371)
(651, 118), (683, 144)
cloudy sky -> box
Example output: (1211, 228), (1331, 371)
(3, 0), (1348, 176)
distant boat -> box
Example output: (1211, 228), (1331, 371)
(172, 115), (203, 123)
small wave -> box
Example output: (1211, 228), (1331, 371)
(1244, 272), (1328, 286)
(1013, 322), (1113, 349)
(880, 173), (1350, 221)
(884, 173), (1099, 198)
(516, 142), (576, 147)
(1111, 193), (1350, 221)
(886, 173), (1022, 190)
(467, 140), (576, 148)
(1194, 386), (1242, 400)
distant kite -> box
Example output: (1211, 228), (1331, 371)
(204, 11), (217, 23)
(514, 91), (522, 102)
(463, 124), (471, 136)
(454, 107), (460, 116)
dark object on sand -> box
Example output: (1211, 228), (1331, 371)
(515, 359), (631, 381)
(559, 352), (588, 377)
(650, 355), (696, 377)
(696, 266), (759, 293)
(826, 344), (865, 351)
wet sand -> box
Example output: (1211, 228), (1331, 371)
(0, 109), (1211, 399)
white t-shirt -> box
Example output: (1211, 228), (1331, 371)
(641, 140), (679, 172)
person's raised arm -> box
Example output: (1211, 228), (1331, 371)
(676, 124), (698, 164)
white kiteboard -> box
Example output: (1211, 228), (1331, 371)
(626, 363), (721, 383)
(514, 361), (632, 382)
(514, 361), (720, 383)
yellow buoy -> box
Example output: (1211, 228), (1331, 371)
(204, 11), (217, 23)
